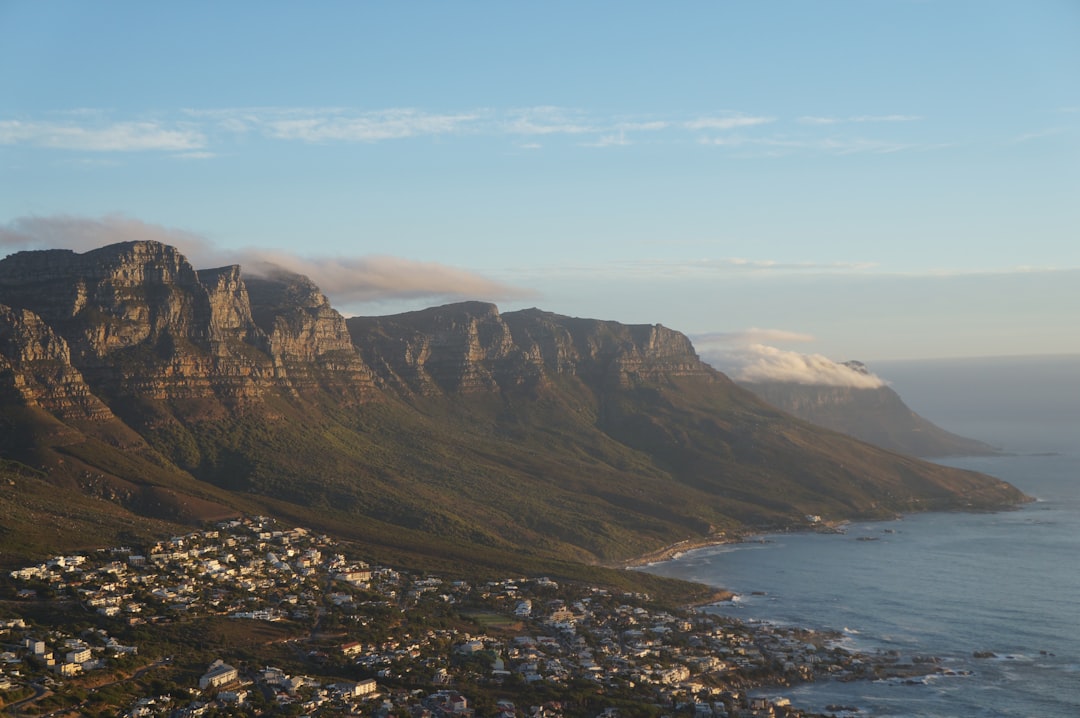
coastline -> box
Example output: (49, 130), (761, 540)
(617, 533), (740, 570)
(616, 520), (848, 571)
(617, 485), (1030, 574)
(628, 519), (981, 717)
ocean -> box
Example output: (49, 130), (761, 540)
(642, 354), (1080, 717)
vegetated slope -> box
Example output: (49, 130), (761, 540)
(740, 362), (1000, 457)
(0, 241), (1028, 573)
(0, 459), (187, 569)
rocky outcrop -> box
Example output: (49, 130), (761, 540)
(346, 303), (715, 397)
(246, 272), (374, 398)
(0, 242), (374, 406)
(0, 243), (259, 401)
(0, 304), (114, 421)
(347, 302), (542, 395)
(503, 309), (714, 388)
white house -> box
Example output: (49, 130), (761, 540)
(199, 659), (238, 690)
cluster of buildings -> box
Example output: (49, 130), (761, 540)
(1, 619), (137, 685)
(1, 517), (920, 717)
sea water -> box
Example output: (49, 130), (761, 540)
(642, 355), (1080, 717)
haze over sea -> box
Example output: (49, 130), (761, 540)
(643, 354), (1080, 717)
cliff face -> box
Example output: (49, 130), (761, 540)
(347, 302), (540, 395)
(0, 242), (373, 406)
(346, 303), (714, 397)
(0, 304), (114, 421)
(504, 309), (713, 387)
(246, 272), (374, 398)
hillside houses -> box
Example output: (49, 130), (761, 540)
(3, 516), (915, 717)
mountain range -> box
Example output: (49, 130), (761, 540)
(0, 241), (1027, 575)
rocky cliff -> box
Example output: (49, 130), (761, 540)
(246, 271), (375, 399)
(345, 303), (712, 397)
(0, 242), (373, 407)
(0, 303), (113, 421)
(347, 301), (535, 395)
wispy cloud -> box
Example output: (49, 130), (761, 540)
(684, 114), (774, 131)
(798, 114), (922, 125)
(502, 106), (595, 135)
(244, 252), (536, 306)
(615, 120), (671, 132)
(185, 106), (483, 142)
(1011, 127), (1066, 143)
(267, 110), (480, 142)
(0, 215), (535, 308)
(698, 134), (929, 155)
(0, 106), (932, 157)
(0, 119), (205, 151)
(581, 131), (631, 148)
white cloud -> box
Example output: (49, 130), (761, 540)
(262, 109), (480, 142)
(582, 132), (631, 148)
(0, 120), (205, 151)
(702, 343), (887, 388)
(798, 114), (922, 125)
(615, 120), (670, 132)
(684, 114), (774, 130)
(503, 106), (595, 135)
(0, 106), (934, 157)
(0, 215), (535, 308)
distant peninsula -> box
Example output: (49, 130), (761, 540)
(738, 360), (1000, 458)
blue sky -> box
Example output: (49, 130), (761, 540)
(1, 1), (1077, 364)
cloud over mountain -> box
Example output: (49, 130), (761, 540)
(694, 330), (886, 389)
(0, 215), (533, 309)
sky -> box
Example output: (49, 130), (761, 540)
(1, 1), (1078, 367)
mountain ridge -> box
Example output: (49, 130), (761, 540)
(0, 240), (1029, 572)
(738, 361), (1001, 458)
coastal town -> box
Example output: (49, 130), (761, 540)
(1, 517), (937, 717)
